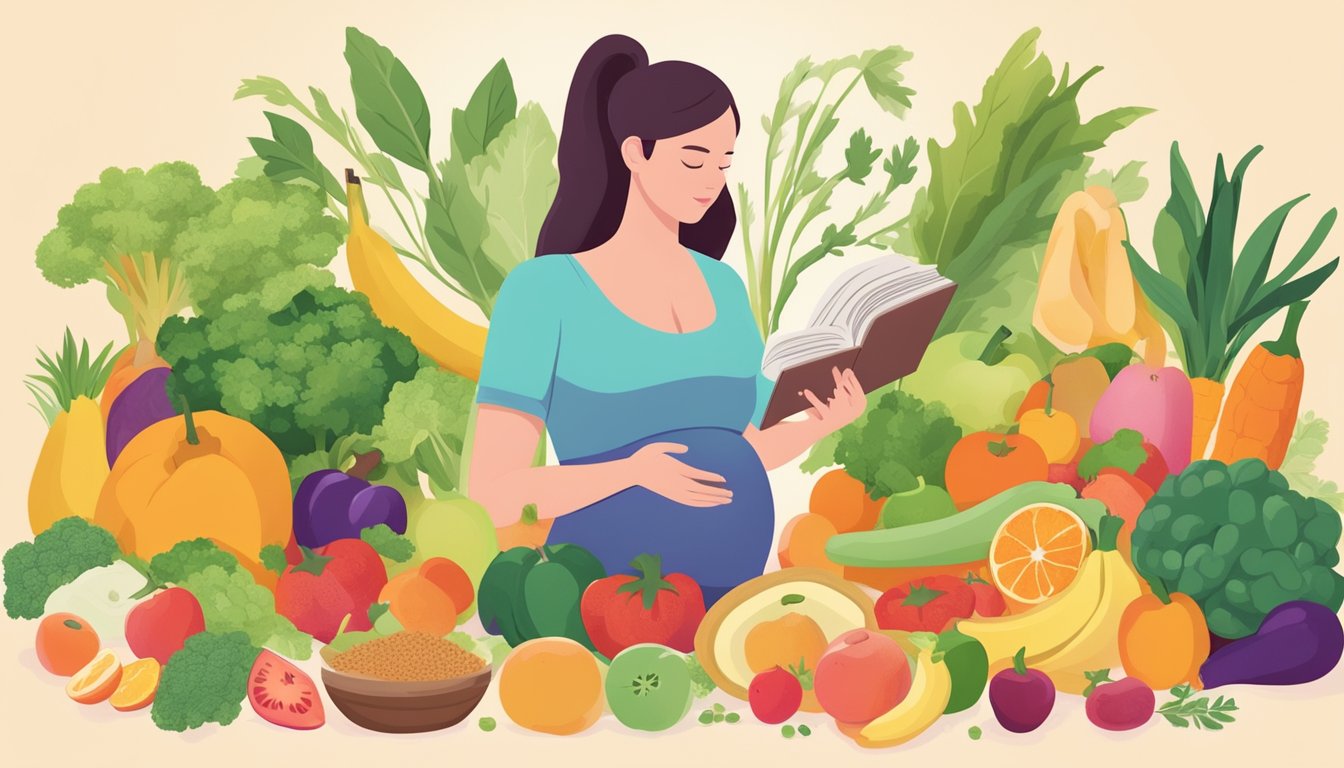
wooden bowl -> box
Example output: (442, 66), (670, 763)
(319, 660), (492, 733)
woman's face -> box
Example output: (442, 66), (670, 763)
(622, 107), (736, 224)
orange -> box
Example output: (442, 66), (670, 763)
(499, 637), (604, 735)
(743, 612), (829, 713)
(385, 577), (458, 636)
(66, 649), (122, 704)
(989, 503), (1091, 609)
(35, 613), (100, 676)
(777, 513), (842, 574)
(109, 658), (160, 711)
(809, 469), (883, 533)
(418, 557), (474, 615)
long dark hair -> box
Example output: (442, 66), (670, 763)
(536, 33), (740, 260)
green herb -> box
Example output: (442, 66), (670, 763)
(1158, 685), (1239, 730)
(797, 724), (812, 737)
(781, 724), (796, 738)
(478, 716), (497, 732)
(259, 545), (289, 576)
(25, 330), (119, 427)
(1077, 429), (1148, 481)
(741, 48), (919, 339)
(1278, 411), (1344, 510)
(968, 725), (982, 740)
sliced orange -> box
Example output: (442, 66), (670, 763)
(110, 657), (161, 711)
(989, 503), (1091, 608)
(65, 649), (123, 705)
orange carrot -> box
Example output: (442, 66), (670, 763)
(1188, 377), (1225, 461)
(1211, 301), (1308, 469)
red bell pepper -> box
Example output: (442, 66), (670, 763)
(273, 538), (389, 643)
(580, 554), (706, 659)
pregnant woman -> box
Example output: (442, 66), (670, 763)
(467, 33), (865, 609)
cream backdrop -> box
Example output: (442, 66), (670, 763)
(2, 0), (1341, 764)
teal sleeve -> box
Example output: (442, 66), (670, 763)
(475, 262), (560, 420)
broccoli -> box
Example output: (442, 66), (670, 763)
(3, 517), (122, 619)
(1132, 458), (1344, 639)
(360, 524), (416, 563)
(1078, 428), (1148, 482)
(145, 537), (239, 587)
(158, 267), (421, 460)
(686, 652), (716, 699)
(151, 631), (262, 731)
(368, 365), (478, 493)
(833, 389), (963, 497)
(173, 176), (343, 315)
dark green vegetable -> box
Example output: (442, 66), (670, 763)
(151, 631), (263, 731)
(478, 544), (605, 649)
(3, 517), (121, 619)
(1132, 458), (1344, 638)
(833, 389), (963, 495)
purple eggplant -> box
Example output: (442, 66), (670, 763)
(106, 366), (176, 467)
(989, 647), (1056, 733)
(1200, 600), (1343, 688)
(292, 450), (407, 548)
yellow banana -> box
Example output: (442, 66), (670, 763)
(853, 636), (951, 748)
(957, 547), (1107, 672)
(1029, 549), (1144, 694)
(345, 171), (487, 380)
(30, 396), (109, 535)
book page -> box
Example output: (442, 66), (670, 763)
(761, 326), (852, 380)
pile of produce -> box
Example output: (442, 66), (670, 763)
(7, 21), (1343, 748)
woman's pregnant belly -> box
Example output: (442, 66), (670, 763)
(547, 426), (774, 595)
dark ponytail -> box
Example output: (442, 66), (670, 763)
(536, 33), (740, 260)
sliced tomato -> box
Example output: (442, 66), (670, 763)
(248, 650), (325, 730)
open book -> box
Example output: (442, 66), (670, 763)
(757, 255), (957, 429)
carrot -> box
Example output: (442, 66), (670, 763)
(1211, 301), (1308, 469)
(1188, 377), (1225, 461)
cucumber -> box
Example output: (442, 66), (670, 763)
(825, 481), (1105, 567)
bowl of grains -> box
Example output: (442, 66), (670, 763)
(319, 630), (493, 733)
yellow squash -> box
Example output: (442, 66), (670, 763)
(345, 171), (487, 381)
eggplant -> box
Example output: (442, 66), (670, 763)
(292, 450), (407, 547)
(105, 367), (176, 467)
(1199, 600), (1343, 688)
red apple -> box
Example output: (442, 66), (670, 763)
(1134, 441), (1170, 494)
(814, 628), (912, 725)
(125, 587), (205, 665)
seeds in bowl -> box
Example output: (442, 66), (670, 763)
(330, 631), (486, 681)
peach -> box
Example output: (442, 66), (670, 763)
(813, 628), (912, 724)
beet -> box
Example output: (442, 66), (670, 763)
(989, 648), (1055, 733)
(105, 366), (176, 467)
(1086, 677), (1155, 731)
(1199, 600), (1343, 688)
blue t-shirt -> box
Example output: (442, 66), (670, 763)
(475, 249), (775, 461)
(473, 248), (777, 598)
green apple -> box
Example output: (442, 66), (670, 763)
(389, 496), (500, 619)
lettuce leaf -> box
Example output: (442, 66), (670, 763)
(1280, 411), (1344, 511)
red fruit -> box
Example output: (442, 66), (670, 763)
(273, 538), (388, 643)
(1048, 462), (1086, 495)
(1134, 442), (1170, 494)
(124, 588), (206, 666)
(749, 666), (803, 724)
(874, 575), (976, 632)
(579, 553), (705, 659)
(965, 572), (1006, 618)
(814, 629), (912, 725)
(248, 650), (325, 730)
(1085, 677), (1155, 731)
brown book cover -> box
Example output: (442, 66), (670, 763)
(758, 282), (957, 429)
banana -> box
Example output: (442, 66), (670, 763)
(957, 546), (1108, 672)
(1028, 549), (1144, 694)
(853, 637), (951, 748)
(345, 171), (487, 381)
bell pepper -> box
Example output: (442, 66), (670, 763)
(903, 326), (1040, 434)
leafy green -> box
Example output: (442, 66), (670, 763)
(686, 652), (716, 698)
(344, 26), (432, 172)
(151, 631), (262, 731)
(833, 389), (963, 497)
(159, 272), (422, 460)
(3, 517), (122, 619)
(360, 524), (415, 563)
(466, 102), (558, 277)
(451, 58), (517, 165)
(1280, 411), (1344, 510)
(172, 176), (344, 314)
(1077, 429), (1149, 481)
(368, 365), (478, 494)
(182, 565), (312, 659)
(247, 111), (346, 204)
(26, 329), (119, 427)
(1158, 685), (1238, 730)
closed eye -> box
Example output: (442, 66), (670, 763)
(681, 161), (733, 170)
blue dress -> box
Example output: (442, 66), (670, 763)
(474, 249), (776, 608)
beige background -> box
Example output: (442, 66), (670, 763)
(2, 0), (1341, 764)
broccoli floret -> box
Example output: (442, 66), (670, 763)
(34, 162), (216, 289)
(146, 537), (240, 587)
(360, 524), (416, 563)
(1078, 428), (1148, 481)
(180, 565), (312, 659)
(369, 365), (478, 492)
(173, 177), (343, 315)
(3, 517), (122, 619)
(834, 389), (963, 497)
(159, 272), (421, 460)
(151, 631), (262, 731)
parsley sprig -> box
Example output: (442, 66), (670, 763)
(1158, 685), (1238, 730)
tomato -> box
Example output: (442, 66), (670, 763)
(748, 666), (802, 724)
(965, 573), (1006, 617)
(247, 650), (325, 730)
(874, 575), (976, 632)
(580, 554), (705, 659)
(604, 644), (694, 732)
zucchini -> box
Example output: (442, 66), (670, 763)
(825, 481), (1105, 567)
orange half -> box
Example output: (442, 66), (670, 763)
(989, 503), (1091, 607)
(66, 649), (123, 705)
(110, 657), (161, 711)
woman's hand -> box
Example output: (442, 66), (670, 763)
(623, 442), (734, 507)
(801, 366), (866, 434)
